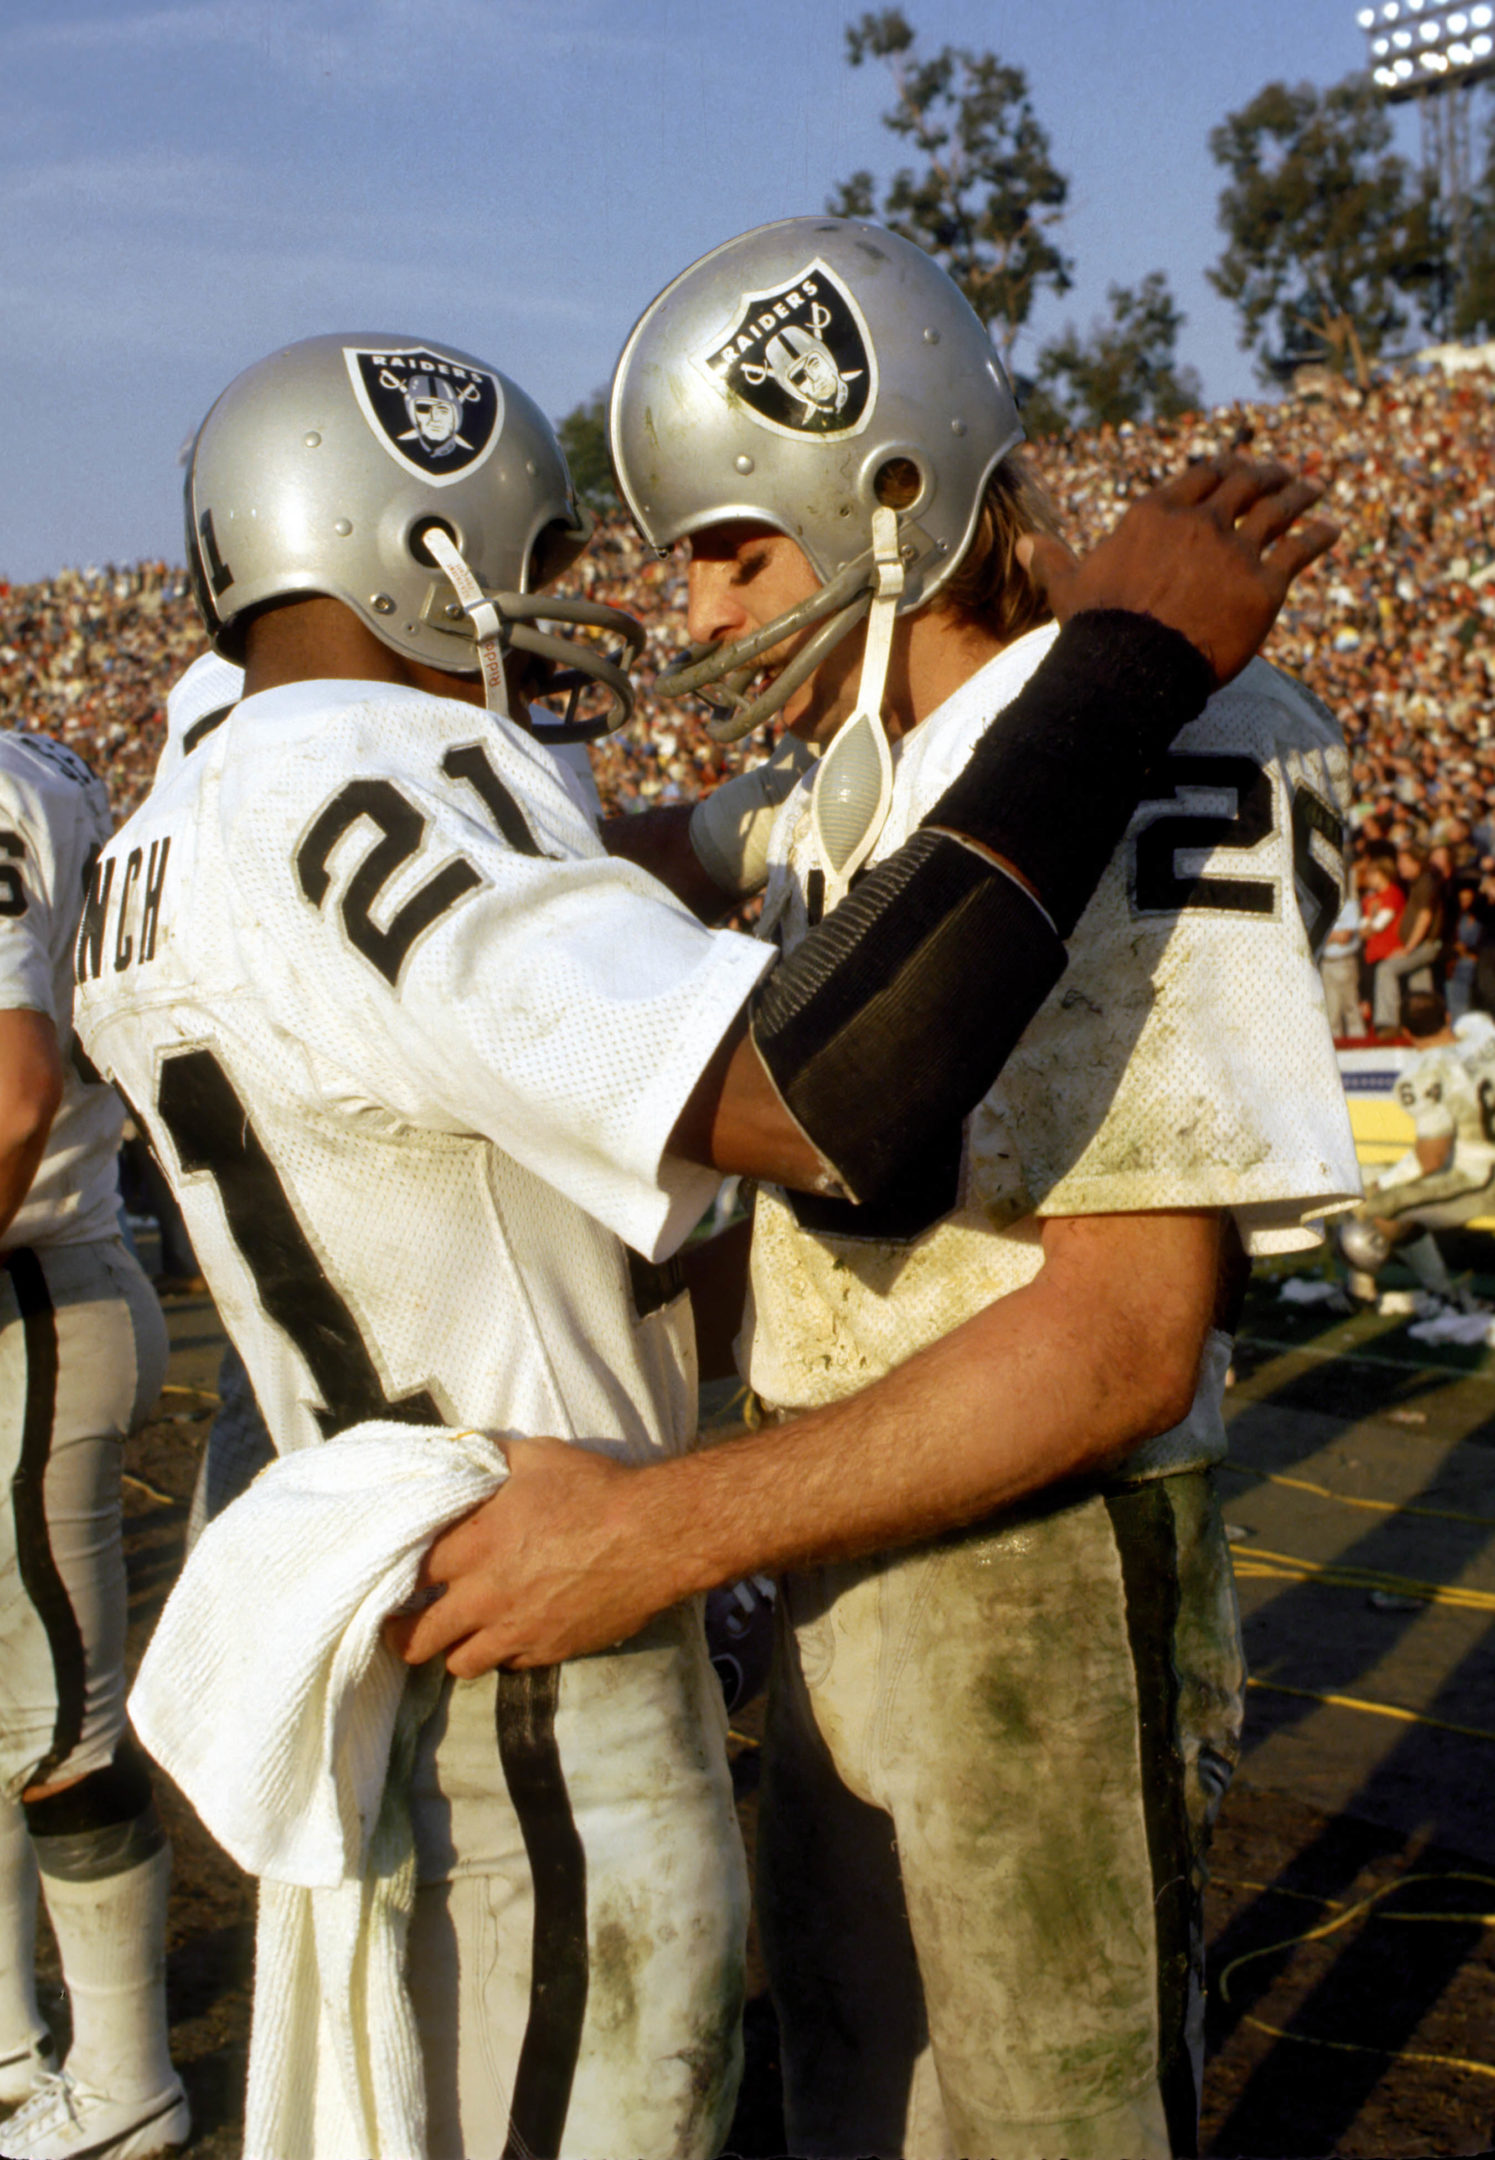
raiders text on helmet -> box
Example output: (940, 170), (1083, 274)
(184, 334), (642, 734)
(609, 219), (1024, 739)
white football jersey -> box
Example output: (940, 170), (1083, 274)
(746, 630), (1362, 1414)
(0, 732), (124, 1249)
(1394, 1012), (1495, 1165)
(154, 649), (244, 787)
(76, 681), (771, 1460)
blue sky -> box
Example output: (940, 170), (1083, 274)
(0, 0), (1438, 579)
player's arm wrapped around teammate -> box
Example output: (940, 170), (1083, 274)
(750, 610), (1215, 1203)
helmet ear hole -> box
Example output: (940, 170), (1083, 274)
(872, 456), (924, 510)
(408, 517), (460, 569)
(529, 516), (590, 593)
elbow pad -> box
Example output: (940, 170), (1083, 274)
(751, 829), (1064, 1203)
(750, 611), (1215, 1204)
(688, 731), (817, 899)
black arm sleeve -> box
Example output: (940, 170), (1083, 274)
(751, 609), (1215, 1203)
(926, 609), (1214, 936)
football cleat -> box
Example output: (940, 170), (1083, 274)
(0, 2031), (56, 2107)
(0, 2069), (189, 2160)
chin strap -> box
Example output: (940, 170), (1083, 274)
(809, 505), (903, 912)
(422, 527), (511, 718)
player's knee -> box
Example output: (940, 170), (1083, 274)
(22, 1734), (164, 1878)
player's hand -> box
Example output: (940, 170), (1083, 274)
(383, 1439), (681, 1674)
(1016, 454), (1340, 687)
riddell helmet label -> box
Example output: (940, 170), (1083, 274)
(699, 261), (874, 438)
(344, 347), (504, 486)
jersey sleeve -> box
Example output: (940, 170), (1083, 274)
(222, 709), (773, 1261)
(0, 764), (63, 1016)
(959, 664), (1363, 1253)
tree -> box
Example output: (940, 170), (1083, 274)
(1209, 76), (1444, 381)
(1456, 97), (1495, 340)
(1031, 273), (1204, 435)
(829, 8), (1071, 359)
(555, 390), (618, 516)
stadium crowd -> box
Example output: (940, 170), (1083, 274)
(3, 358), (1493, 1017)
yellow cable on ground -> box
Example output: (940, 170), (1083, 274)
(1246, 1675), (1495, 1745)
(1232, 1547), (1495, 1614)
(1213, 1876), (1344, 1909)
(122, 1472), (178, 1508)
(1219, 1460), (1495, 1531)
(1217, 1870), (1495, 2081)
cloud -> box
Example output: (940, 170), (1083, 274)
(3, 0), (664, 94)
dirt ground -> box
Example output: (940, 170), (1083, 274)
(20, 1242), (1495, 2159)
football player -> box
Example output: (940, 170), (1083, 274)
(79, 325), (1331, 2160)
(1339, 989), (1495, 1302)
(393, 222), (1359, 2160)
(0, 734), (184, 2160)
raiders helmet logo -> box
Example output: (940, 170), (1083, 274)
(344, 346), (504, 486)
(699, 261), (875, 438)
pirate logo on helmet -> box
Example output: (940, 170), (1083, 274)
(699, 260), (875, 439)
(344, 345), (505, 485)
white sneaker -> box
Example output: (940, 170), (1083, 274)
(0, 2033), (57, 2106)
(0, 2070), (189, 2159)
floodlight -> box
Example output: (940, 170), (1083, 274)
(1395, 52), (1415, 70)
(1475, 31), (1495, 53)
(1418, 22), (1437, 39)
(1422, 45), (1448, 64)
(1407, 0), (1425, 11)
(1359, 4), (1376, 17)
(1382, 2), (1399, 18)
(1449, 10), (1468, 29)
(1473, 6), (1494, 26)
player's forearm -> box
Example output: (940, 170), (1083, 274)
(604, 1210), (1219, 1593)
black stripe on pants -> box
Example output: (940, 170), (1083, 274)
(1104, 1480), (1198, 2160)
(5, 1248), (84, 1788)
(496, 1665), (589, 2160)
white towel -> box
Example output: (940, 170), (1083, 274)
(130, 1421), (509, 2160)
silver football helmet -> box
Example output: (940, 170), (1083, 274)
(184, 333), (642, 735)
(1337, 1214), (1392, 1273)
(609, 217), (1024, 741)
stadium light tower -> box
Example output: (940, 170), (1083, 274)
(1358, 0), (1495, 327)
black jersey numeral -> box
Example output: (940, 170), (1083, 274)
(0, 831), (25, 917)
(1479, 1079), (1495, 1147)
(156, 1046), (440, 1437)
(1132, 754), (1345, 951)
(1291, 783), (1346, 957)
(441, 742), (552, 857)
(296, 778), (482, 986)
(1133, 754), (1276, 918)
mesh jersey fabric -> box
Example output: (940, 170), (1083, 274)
(0, 733), (123, 1249)
(1393, 1011), (1495, 1163)
(154, 650), (245, 787)
(746, 629), (1362, 1414)
(75, 681), (771, 1460)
